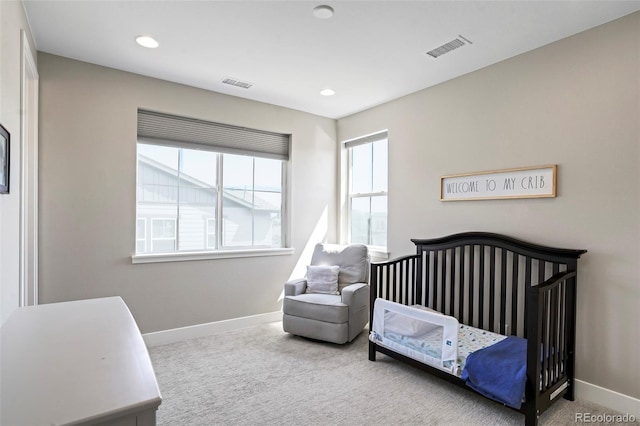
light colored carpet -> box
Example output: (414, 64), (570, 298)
(149, 322), (635, 425)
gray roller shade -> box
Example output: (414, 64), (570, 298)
(137, 109), (290, 160)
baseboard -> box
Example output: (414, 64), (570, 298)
(143, 311), (282, 347)
(576, 379), (640, 418)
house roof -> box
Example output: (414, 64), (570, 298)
(138, 154), (281, 211)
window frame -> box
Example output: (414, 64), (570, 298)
(343, 131), (389, 254)
(133, 142), (290, 263)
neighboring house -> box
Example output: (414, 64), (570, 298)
(136, 155), (281, 253)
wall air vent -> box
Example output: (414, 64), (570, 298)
(426, 36), (472, 58)
(221, 77), (253, 89)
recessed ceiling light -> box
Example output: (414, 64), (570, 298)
(313, 5), (334, 19)
(136, 35), (159, 49)
(320, 88), (335, 96)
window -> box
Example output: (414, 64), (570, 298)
(135, 110), (289, 257)
(346, 132), (388, 248)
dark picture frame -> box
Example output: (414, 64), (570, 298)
(0, 124), (9, 194)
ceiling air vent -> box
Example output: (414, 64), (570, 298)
(426, 36), (472, 58)
(221, 77), (253, 89)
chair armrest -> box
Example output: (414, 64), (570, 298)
(285, 278), (307, 296)
(341, 283), (369, 308)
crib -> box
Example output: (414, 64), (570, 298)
(368, 232), (586, 426)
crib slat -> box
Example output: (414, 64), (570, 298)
(459, 247), (466, 323)
(449, 247), (456, 316)
(385, 262), (391, 301)
(489, 247), (496, 333)
(511, 253), (519, 336)
(401, 259), (407, 304)
(430, 250), (439, 310)
(420, 252), (433, 306)
(523, 257), (532, 338)
(542, 292), (550, 389)
(559, 281), (566, 377)
(550, 288), (557, 385)
(500, 249), (508, 335)
(478, 245), (485, 329)
(468, 245), (475, 326)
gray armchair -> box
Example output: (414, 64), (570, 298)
(283, 243), (370, 344)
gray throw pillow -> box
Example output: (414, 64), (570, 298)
(306, 265), (340, 295)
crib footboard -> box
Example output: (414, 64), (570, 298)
(525, 270), (578, 424)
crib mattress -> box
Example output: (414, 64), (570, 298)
(383, 324), (507, 374)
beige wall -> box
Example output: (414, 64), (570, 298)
(37, 53), (338, 334)
(0, 1), (37, 324)
(339, 13), (639, 398)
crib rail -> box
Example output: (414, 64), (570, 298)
(369, 254), (419, 325)
(411, 233), (584, 338)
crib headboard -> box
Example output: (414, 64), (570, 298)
(371, 232), (587, 338)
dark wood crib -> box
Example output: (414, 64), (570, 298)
(368, 232), (586, 426)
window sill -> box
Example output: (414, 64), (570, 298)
(131, 247), (295, 264)
(369, 247), (389, 261)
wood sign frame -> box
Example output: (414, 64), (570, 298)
(440, 165), (557, 201)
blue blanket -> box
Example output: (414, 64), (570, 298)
(461, 336), (527, 409)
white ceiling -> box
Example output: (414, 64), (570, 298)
(23, 0), (640, 119)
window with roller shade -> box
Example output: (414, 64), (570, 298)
(135, 110), (289, 255)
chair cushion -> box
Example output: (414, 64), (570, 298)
(311, 244), (368, 292)
(283, 294), (348, 324)
(305, 265), (340, 295)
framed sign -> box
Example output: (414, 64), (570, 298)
(0, 124), (9, 194)
(440, 165), (556, 201)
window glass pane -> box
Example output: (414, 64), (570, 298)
(351, 143), (372, 194)
(254, 158), (282, 192)
(370, 195), (387, 247)
(206, 219), (216, 249)
(138, 143), (178, 170)
(223, 154), (253, 194)
(254, 158), (282, 247)
(136, 219), (146, 239)
(223, 154), (254, 247)
(350, 197), (370, 245)
(151, 218), (177, 253)
(253, 191), (282, 247)
(136, 142), (286, 253)
(180, 149), (217, 187)
(137, 144), (179, 204)
(372, 139), (388, 193)
(153, 239), (176, 252)
(136, 219), (146, 253)
(175, 150), (217, 251)
(152, 219), (175, 238)
(348, 138), (387, 248)
(177, 205), (216, 251)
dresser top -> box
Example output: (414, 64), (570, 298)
(1, 297), (162, 425)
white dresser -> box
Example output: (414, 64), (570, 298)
(1, 297), (162, 425)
